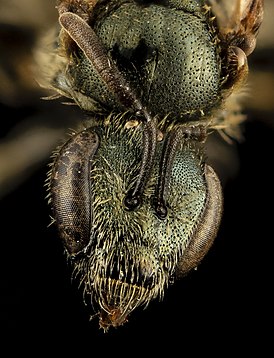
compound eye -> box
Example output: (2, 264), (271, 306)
(175, 164), (223, 277)
(50, 128), (99, 256)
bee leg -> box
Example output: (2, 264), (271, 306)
(59, 12), (140, 110)
(59, 10), (158, 210)
(57, 0), (94, 22)
(154, 124), (207, 219)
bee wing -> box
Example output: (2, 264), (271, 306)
(208, 0), (264, 55)
(206, 1), (264, 145)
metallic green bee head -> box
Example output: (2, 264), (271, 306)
(49, 115), (222, 330)
(42, 0), (263, 331)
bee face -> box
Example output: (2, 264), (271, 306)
(49, 114), (222, 329)
(42, 0), (264, 331)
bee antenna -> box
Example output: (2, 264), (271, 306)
(59, 10), (158, 210)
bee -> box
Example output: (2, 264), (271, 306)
(36, 0), (264, 331)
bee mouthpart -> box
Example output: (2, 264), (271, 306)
(95, 277), (154, 331)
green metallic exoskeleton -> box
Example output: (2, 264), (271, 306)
(41, 0), (263, 330)
(49, 114), (222, 329)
